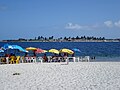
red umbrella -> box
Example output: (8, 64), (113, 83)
(35, 48), (47, 54)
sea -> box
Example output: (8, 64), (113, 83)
(0, 42), (120, 62)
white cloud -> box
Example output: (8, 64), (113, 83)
(114, 20), (120, 28)
(104, 21), (113, 28)
(104, 20), (120, 28)
(65, 20), (120, 31)
(65, 23), (99, 30)
(65, 23), (82, 30)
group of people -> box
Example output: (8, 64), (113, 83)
(42, 53), (71, 62)
(0, 51), (76, 64)
(0, 53), (17, 64)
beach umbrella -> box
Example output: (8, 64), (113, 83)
(49, 49), (59, 54)
(2, 44), (14, 55)
(72, 48), (81, 52)
(2, 44), (27, 52)
(2, 44), (13, 50)
(59, 48), (74, 54)
(2, 44), (28, 56)
(0, 48), (4, 53)
(35, 48), (47, 53)
(11, 45), (28, 52)
(26, 47), (37, 51)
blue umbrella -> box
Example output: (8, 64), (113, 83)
(72, 48), (81, 52)
(2, 44), (27, 52)
(0, 49), (4, 53)
(2, 44), (13, 50)
(12, 45), (28, 52)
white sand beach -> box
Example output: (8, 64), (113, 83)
(0, 62), (120, 90)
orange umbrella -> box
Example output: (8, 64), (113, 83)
(35, 48), (47, 53)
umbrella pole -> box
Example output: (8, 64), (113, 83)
(6, 49), (9, 56)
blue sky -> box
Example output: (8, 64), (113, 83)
(0, 0), (120, 40)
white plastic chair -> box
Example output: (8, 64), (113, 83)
(31, 57), (36, 63)
(25, 57), (31, 63)
(6, 57), (9, 64)
(75, 57), (79, 62)
(67, 57), (74, 62)
(79, 57), (83, 62)
(37, 57), (43, 63)
(20, 56), (24, 63)
(82, 56), (90, 62)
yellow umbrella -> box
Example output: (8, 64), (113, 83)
(59, 48), (74, 54)
(26, 47), (37, 51)
(49, 49), (59, 54)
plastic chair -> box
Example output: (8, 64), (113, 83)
(15, 56), (20, 64)
(79, 57), (83, 62)
(20, 56), (25, 63)
(10, 56), (16, 64)
(31, 57), (36, 63)
(0, 57), (6, 64)
(25, 57), (31, 63)
(82, 56), (90, 62)
(75, 57), (79, 62)
(37, 57), (43, 63)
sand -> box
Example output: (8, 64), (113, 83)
(0, 62), (120, 90)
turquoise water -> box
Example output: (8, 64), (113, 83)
(0, 42), (120, 61)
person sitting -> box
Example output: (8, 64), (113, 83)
(42, 54), (48, 62)
(1, 57), (6, 64)
(5, 54), (10, 57)
(62, 53), (68, 62)
(52, 56), (58, 62)
(9, 53), (16, 64)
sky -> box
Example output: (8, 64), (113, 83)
(0, 0), (120, 40)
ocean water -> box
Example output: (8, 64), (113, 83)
(0, 42), (120, 61)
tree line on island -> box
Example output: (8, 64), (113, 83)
(33, 36), (106, 41)
(2, 35), (120, 42)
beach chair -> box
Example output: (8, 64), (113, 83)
(31, 57), (36, 63)
(20, 56), (25, 63)
(0, 57), (6, 64)
(15, 56), (20, 64)
(63, 56), (67, 62)
(6, 57), (9, 64)
(75, 57), (79, 62)
(47, 56), (52, 63)
(0, 57), (1, 64)
(79, 56), (83, 62)
(37, 57), (43, 63)
(82, 56), (90, 62)
(67, 57), (74, 62)
(25, 57), (31, 63)
(10, 58), (14, 64)
(58, 57), (64, 62)
(10, 56), (16, 64)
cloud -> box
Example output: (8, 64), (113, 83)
(65, 20), (120, 31)
(104, 21), (113, 28)
(65, 23), (82, 30)
(104, 20), (120, 28)
(65, 23), (99, 30)
(114, 20), (120, 28)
